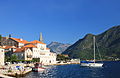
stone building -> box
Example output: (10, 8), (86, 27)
(12, 40), (56, 65)
(0, 37), (28, 48)
(28, 40), (56, 65)
(13, 47), (33, 61)
(0, 47), (4, 65)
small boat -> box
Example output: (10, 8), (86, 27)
(80, 36), (103, 67)
(32, 63), (45, 72)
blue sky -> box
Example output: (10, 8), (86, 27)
(0, 0), (120, 44)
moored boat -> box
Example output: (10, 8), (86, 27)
(80, 36), (103, 67)
(80, 61), (103, 67)
(32, 63), (45, 72)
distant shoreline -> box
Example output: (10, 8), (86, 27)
(53, 63), (80, 65)
(80, 60), (120, 62)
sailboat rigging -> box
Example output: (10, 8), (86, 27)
(80, 36), (104, 67)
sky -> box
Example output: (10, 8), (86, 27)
(0, 0), (120, 44)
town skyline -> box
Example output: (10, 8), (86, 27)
(0, 0), (120, 44)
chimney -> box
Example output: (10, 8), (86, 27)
(20, 38), (23, 41)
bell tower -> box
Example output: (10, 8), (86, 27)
(39, 32), (43, 42)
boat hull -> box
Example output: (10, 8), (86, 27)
(81, 63), (103, 67)
(81, 63), (90, 67)
(32, 67), (45, 72)
(89, 63), (103, 67)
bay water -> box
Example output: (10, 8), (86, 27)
(23, 61), (120, 78)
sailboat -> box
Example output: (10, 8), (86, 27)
(80, 36), (103, 67)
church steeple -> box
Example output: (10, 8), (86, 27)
(9, 34), (11, 38)
(39, 32), (43, 42)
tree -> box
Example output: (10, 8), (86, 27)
(57, 54), (70, 61)
(5, 56), (10, 62)
(0, 34), (2, 40)
(6, 55), (18, 62)
(11, 55), (18, 62)
(32, 58), (40, 62)
(0, 35), (2, 45)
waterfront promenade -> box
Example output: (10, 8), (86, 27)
(0, 74), (14, 78)
(0, 61), (80, 77)
(0, 63), (33, 77)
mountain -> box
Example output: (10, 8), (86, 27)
(47, 42), (71, 54)
(63, 25), (120, 60)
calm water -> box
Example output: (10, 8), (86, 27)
(23, 61), (120, 78)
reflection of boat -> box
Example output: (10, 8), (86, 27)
(32, 63), (45, 72)
(80, 36), (103, 67)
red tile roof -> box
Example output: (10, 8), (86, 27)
(14, 48), (25, 53)
(24, 44), (37, 48)
(10, 38), (29, 44)
(2, 46), (16, 49)
(30, 40), (46, 45)
(46, 48), (50, 50)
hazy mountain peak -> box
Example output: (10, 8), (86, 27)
(47, 42), (71, 54)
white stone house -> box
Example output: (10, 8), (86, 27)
(0, 47), (4, 65)
(27, 40), (56, 65)
(10, 38), (29, 48)
(13, 47), (33, 61)
(13, 40), (56, 65)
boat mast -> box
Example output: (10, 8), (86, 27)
(93, 36), (95, 63)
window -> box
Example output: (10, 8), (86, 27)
(1, 50), (3, 52)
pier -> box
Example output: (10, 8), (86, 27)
(0, 60), (80, 77)
(0, 64), (33, 77)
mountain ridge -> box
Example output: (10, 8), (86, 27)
(63, 25), (120, 60)
(47, 42), (71, 54)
